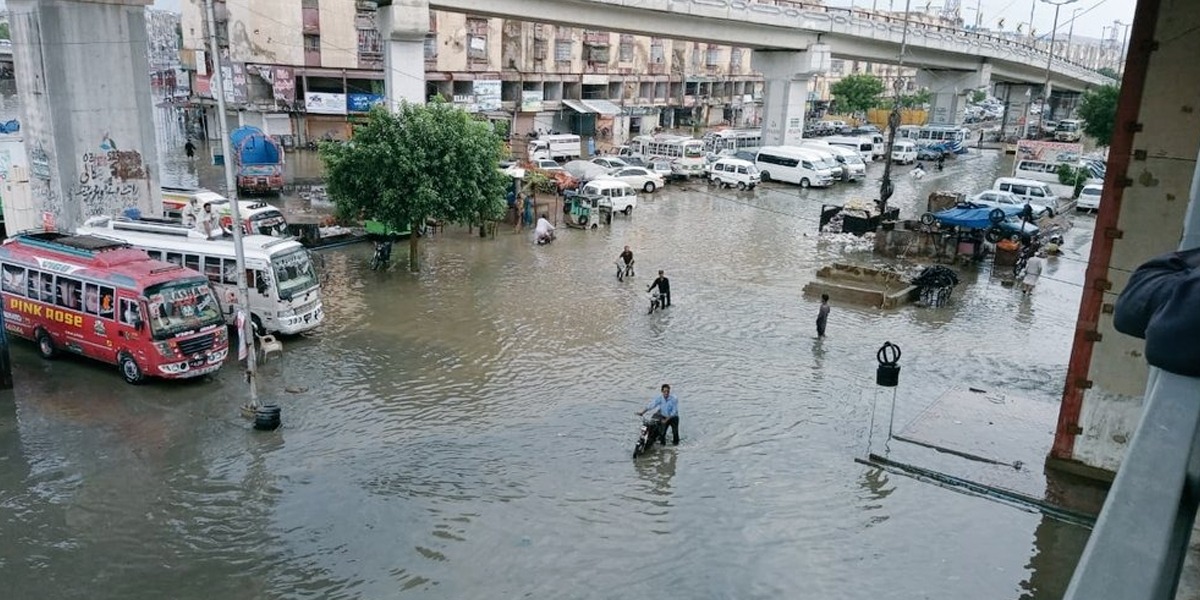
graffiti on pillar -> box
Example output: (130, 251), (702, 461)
(74, 138), (150, 216)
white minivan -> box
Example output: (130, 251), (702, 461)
(825, 136), (877, 162)
(891, 141), (918, 164)
(580, 179), (639, 215)
(993, 177), (1060, 215)
(800, 141), (866, 182)
(789, 145), (843, 182)
(754, 146), (836, 188)
(708, 157), (760, 189)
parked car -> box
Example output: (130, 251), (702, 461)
(992, 177), (1060, 215)
(591, 156), (628, 170)
(891, 141), (918, 164)
(968, 189), (1054, 218)
(916, 146), (944, 161)
(534, 158), (563, 172)
(622, 156), (649, 168)
(707, 157), (760, 190)
(1076, 183), (1103, 212)
(596, 166), (666, 193)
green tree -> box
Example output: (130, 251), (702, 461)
(1096, 67), (1119, 80)
(829, 74), (886, 115)
(894, 88), (933, 109)
(321, 100), (509, 272)
(969, 89), (988, 104)
(1077, 84), (1120, 147)
(0, 23), (9, 41)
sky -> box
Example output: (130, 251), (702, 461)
(142, 0), (1137, 44)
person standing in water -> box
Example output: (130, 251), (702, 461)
(817, 294), (830, 338)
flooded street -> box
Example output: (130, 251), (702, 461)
(0, 141), (1100, 598)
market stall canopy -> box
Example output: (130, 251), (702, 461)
(932, 204), (1022, 229)
(563, 160), (610, 181)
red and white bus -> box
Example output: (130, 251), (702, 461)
(0, 232), (230, 384)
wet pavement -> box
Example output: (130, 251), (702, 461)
(0, 128), (1109, 599)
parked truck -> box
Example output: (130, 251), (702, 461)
(230, 126), (284, 195)
(526, 134), (582, 162)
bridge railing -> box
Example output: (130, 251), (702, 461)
(752, 0), (1110, 78)
(1062, 369), (1200, 599)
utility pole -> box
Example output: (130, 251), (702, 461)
(1027, 0), (1036, 37)
(204, 0), (259, 413)
(877, 0), (912, 219)
(975, 0), (983, 29)
(1117, 21), (1130, 74)
(1065, 7), (1081, 61)
(1036, 0), (1077, 138)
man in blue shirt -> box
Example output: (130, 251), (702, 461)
(637, 384), (680, 446)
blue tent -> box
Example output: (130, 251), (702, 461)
(931, 204), (1022, 229)
(229, 126), (281, 166)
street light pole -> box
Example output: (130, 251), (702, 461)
(1117, 21), (1131, 74)
(1035, 0), (1077, 139)
(1065, 7), (1081, 61)
(204, 0), (259, 412)
(1028, 0), (1036, 37)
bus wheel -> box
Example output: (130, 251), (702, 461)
(35, 329), (56, 359)
(119, 353), (144, 385)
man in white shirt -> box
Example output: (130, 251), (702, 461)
(534, 213), (555, 245)
(199, 203), (221, 238)
(1022, 251), (1045, 294)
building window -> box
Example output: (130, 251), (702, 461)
(303, 34), (321, 67)
(650, 38), (664, 63)
(555, 39), (572, 63)
(556, 25), (572, 40)
(533, 39), (548, 61)
(830, 59), (844, 75)
(706, 44), (721, 67)
(619, 34), (634, 62)
(424, 34), (438, 63)
(301, 0), (318, 7)
(691, 42), (702, 69)
(467, 18), (488, 62)
(730, 47), (743, 72)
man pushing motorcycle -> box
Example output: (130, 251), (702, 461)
(637, 384), (680, 446)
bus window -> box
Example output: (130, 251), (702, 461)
(165, 252), (183, 266)
(146, 250), (163, 261)
(39, 272), (54, 303)
(185, 254), (201, 271)
(84, 283), (100, 315)
(56, 277), (81, 310)
(99, 287), (115, 318)
(2, 264), (25, 295)
(221, 259), (238, 284)
(119, 298), (141, 326)
(203, 256), (223, 280)
(26, 269), (40, 299)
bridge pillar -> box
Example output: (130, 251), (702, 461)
(8, 0), (161, 232)
(993, 82), (1040, 140)
(752, 46), (830, 147)
(377, 0), (429, 109)
(1050, 0), (1200, 480)
(916, 65), (991, 126)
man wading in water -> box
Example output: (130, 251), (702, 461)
(817, 294), (830, 338)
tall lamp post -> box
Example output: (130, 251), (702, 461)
(1065, 7), (1082, 62)
(1116, 20), (1131, 74)
(876, 0), (912, 219)
(1035, 0), (1077, 139)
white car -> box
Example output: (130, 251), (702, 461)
(967, 190), (1054, 217)
(596, 166), (666, 193)
(1077, 183), (1103, 212)
(535, 159), (563, 172)
(591, 156), (628, 171)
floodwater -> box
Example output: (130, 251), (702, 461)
(0, 130), (1101, 598)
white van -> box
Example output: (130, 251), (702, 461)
(528, 134), (582, 162)
(800, 141), (866, 182)
(754, 146), (836, 188)
(789, 145), (842, 182)
(580, 179), (638, 215)
(891, 141), (918, 165)
(1055, 119), (1083, 142)
(993, 177), (1060, 215)
(708, 157), (760, 189)
(824, 136), (876, 162)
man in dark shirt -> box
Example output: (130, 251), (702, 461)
(817, 293), (830, 337)
(648, 270), (671, 308)
(618, 246), (634, 277)
(1114, 247), (1200, 377)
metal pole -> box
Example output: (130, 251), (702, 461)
(975, 0), (982, 29)
(876, 0), (912, 218)
(1118, 22), (1130, 74)
(1066, 8), (1080, 57)
(1035, 0), (1075, 139)
(1028, 0), (1036, 37)
(204, 0), (258, 411)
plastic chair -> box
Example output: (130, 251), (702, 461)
(257, 333), (283, 363)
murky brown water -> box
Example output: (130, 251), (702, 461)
(0, 110), (1099, 598)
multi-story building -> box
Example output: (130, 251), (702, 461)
(177, 0), (765, 148)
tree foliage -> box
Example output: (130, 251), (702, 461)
(829, 74), (886, 115)
(0, 23), (9, 41)
(1096, 67), (1119, 80)
(1078, 84), (1120, 147)
(320, 100), (509, 271)
(969, 89), (988, 104)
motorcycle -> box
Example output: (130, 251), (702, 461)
(370, 240), (393, 271)
(633, 414), (668, 458)
(536, 231), (556, 246)
(616, 259), (634, 282)
(647, 291), (664, 315)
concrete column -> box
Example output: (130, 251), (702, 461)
(377, 0), (429, 110)
(1050, 0), (1200, 479)
(993, 82), (1039, 139)
(916, 64), (991, 126)
(10, 0), (161, 231)
(752, 45), (829, 147)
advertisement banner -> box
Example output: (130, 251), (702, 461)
(347, 93), (385, 113)
(520, 90), (544, 113)
(305, 92), (347, 115)
(272, 66), (296, 105)
(194, 73), (213, 99)
(1015, 140), (1083, 163)
(473, 80), (502, 112)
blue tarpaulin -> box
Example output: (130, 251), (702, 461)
(931, 205), (1022, 229)
(230, 126), (281, 166)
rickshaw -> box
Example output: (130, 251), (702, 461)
(562, 193), (612, 229)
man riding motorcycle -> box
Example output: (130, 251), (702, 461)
(535, 213), (556, 245)
(636, 384), (679, 446)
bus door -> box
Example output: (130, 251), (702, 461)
(114, 293), (148, 351)
(245, 267), (274, 329)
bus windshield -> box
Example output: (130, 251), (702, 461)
(683, 143), (704, 158)
(272, 248), (318, 300)
(145, 278), (224, 340)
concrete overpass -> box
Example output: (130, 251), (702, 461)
(378, 0), (1113, 144)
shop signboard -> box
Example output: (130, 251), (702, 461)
(305, 92), (348, 115)
(521, 90), (544, 113)
(348, 93), (385, 113)
(473, 80), (502, 112)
